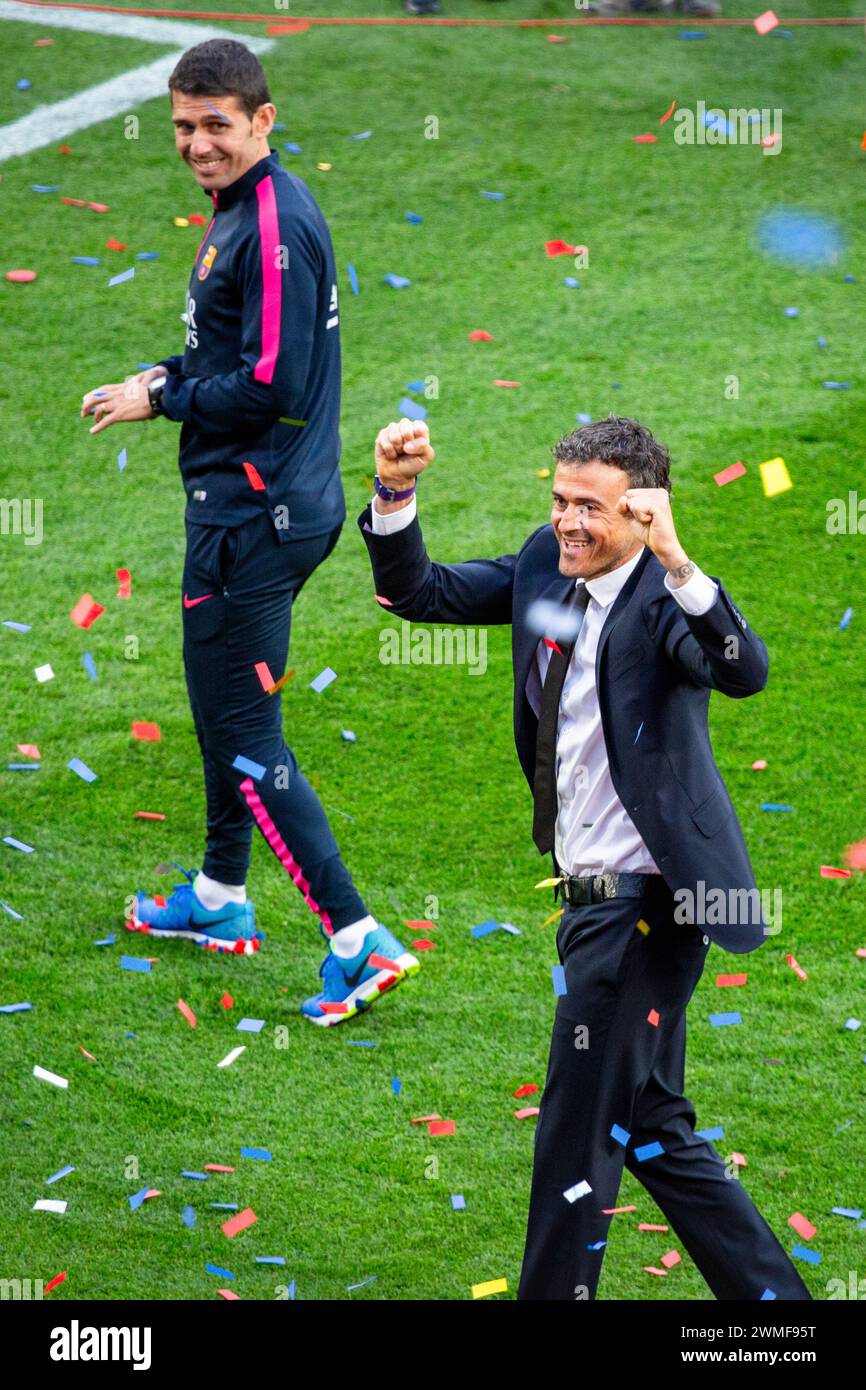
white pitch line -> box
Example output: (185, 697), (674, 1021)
(0, 1), (273, 163)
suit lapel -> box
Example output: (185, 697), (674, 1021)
(594, 547), (654, 677)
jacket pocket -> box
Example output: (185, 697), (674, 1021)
(691, 788), (730, 838)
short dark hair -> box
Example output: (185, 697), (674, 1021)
(168, 39), (270, 121)
(552, 415), (672, 494)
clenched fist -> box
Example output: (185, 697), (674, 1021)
(374, 418), (435, 494)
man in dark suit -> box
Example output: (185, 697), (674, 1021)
(358, 413), (811, 1301)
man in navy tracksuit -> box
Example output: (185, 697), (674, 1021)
(80, 39), (419, 1024)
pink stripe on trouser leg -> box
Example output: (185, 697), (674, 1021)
(239, 776), (334, 936)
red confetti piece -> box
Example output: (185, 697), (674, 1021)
(788, 1211), (816, 1240)
(154, 895), (167, 909)
(632, 134), (658, 144)
(5, 269), (37, 282)
(220, 992), (234, 1009)
(844, 838), (866, 871)
(643, 1266), (668, 1277)
(428, 1119), (455, 1137)
(17, 743), (40, 758)
(79, 1046), (96, 1060)
(106, 239), (127, 251)
(188, 213), (207, 226)
(255, 660), (275, 691)
(752, 759), (768, 770)
(647, 1009), (660, 1027)
(132, 721), (161, 741)
(660, 1250), (681, 1269)
(134, 811), (166, 820)
(35, 38), (55, 45)
(266, 19), (311, 35)
(545, 239), (577, 257)
(59, 143), (71, 154)
(116, 567), (131, 598)
(319, 1000), (349, 1014)
(144, 1189), (161, 1200)
(515, 1107), (540, 1120)
(786, 954), (808, 981)
(368, 952), (400, 973)
(544, 638), (563, 654)
(242, 461), (266, 491)
(61, 197), (87, 207)
(513, 1084), (539, 1099)
(861, 132), (866, 152)
(731, 1152), (747, 1167)
(177, 998), (197, 1028)
(374, 594), (393, 606)
(411, 1114), (441, 1124)
(44, 1271), (67, 1294)
(70, 593), (105, 629)
(761, 134), (781, 149)
(856, 948), (866, 959)
(821, 865), (851, 880)
(87, 202), (109, 213)
(660, 100), (677, 125)
(716, 973), (747, 987)
(218, 1289), (240, 1300)
(493, 379), (520, 388)
(603, 1205), (637, 1214)
(410, 938), (436, 951)
(638, 1223), (668, 1232)
(714, 461), (747, 487)
(204, 1164), (235, 1173)
(546, 34), (567, 44)
(468, 329), (493, 341)
(406, 919), (436, 930)
(754, 10), (779, 37)
(221, 1206), (257, 1238)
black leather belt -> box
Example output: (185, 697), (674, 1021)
(557, 872), (655, 907)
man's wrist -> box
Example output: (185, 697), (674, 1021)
(373, 493), (415, 517)
(662, 550), (695, 586)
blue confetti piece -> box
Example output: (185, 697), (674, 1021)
(204, 100), (229, 123)
(8, 764), (40, 771)
(45, 1165), (75, 1185)
(832, 1207), (863, 1219)
(120, 956), (150, 973)
(406, 379), (425, 392)
(451, 1194), (466, 1210)
(83, 651), (97, 681)
(240, 1147), (272, 1161)
(288, 1279), (296, 1299)
(3, 621), (31, 632)
(760, 1288), (777, 1300)
(563, 277), (580, 288)
(586, 1241), (607, 1251)
(634, 1141), (664, 1162)
(703, 113), (733, 137)
(679, 30), (705, 39)
(136, 251), (158, 261)
(784, 307), (799, 318)
(347, 1040), (377, 1047)
(761, 803), (793, 812)
(552, 964), (567, 997)
(817, 336), (827, 348)
(843, 274), (856, 282)
(791, 1245), (821, 1266)
(71, 256), (100, 266)
(710, 1012), (742, 1027)
(633, 721), (644, 745)
(108, 267), (135, 287)
(392, 1076), (401, 1096)
(181, 1171), (209, 1180)
(341, 729), (356, 742)
(696, 1125), (724, 1142)
(471, 919), (500, 939)
(0, 900), (24, 920)
(273, 122), (286, 131)
(0, 1001), (32, 1013)
(347, 1275), (377, 1292)
(772, 29), (793, 38)
(128, 1186), (150, 1210)
(576, 412), (592, 424)
(209, 1203), (239, 1210)
(125, 1033), (137, 1039)
(610, 1124), (630, 1147)
(347, 262), (359, 295)
(840, 607), (854, 630)
(182, 1205), (196, 1228)
(843, 1017), (861, 1031)
(499, 922), (521, 935)
(823, 381), (849, 390)
(405, 211), (423, 223)
(17, 78), (31, 90)
(32, 184), (59, 192)
(309, 666), (337, 693)
(4, 836), (35, 853)
(67, 757), (97, 782)
(284, 141), (302, 154)
(349, 130), (372, 141)
(232, 754), (266, 780)
(384, 274), (411, 289)
(236, 1018), (265, 1033)
(255, 1256), (286, 1265)
(93, 933), (115, 946)
(118, 447), (127, 472)
(206, 1264), (234, 1279)
(397, 396), (427, 421)
(480, 190), (505, 200)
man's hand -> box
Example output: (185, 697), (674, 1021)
(616, 488), (693, 582)
(374, 418), (435, 496)
(80, 376), (155, 435)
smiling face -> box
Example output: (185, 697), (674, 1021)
(551, 459), (643, 580)
(171, 91), (275, 192)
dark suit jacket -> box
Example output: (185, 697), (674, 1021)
(359, 505), (770, 954)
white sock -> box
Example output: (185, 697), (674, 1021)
(330, 914), (378, 958)
(194, 871), (246, 910)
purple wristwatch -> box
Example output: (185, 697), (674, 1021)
(374, 475), (416, 503)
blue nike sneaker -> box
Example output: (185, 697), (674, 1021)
(126, 866), (263, 957)
(302, 923), (420, 1026)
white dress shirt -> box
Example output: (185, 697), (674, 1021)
(371, 496), (719, 876)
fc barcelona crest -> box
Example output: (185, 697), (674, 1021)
(198, 244), (218, 281)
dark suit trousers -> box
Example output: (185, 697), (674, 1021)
(517, 880), (812, 1300)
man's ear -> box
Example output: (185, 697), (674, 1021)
(254, 103), (277, 138)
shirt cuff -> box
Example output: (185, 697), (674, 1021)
(664, 564), (719, 616)
(370, 494), (417, 535)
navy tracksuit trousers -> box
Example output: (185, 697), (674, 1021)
(181, 511), (367, 936)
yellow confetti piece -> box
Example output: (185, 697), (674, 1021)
(173, 217), (190, 227)
(316, 162), (332, 171)
(536, 468), (551, 479)
(362, 474), (374, 494)
(635, 918), (651, 936)
(534, 876), (563, 890)
(759, 456), (792, 498)
(540, 907), (564, 928)
(471, 1277), (508, 1300)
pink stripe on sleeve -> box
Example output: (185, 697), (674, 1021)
(253, 177), (281, 384)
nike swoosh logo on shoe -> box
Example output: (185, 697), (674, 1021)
(183, 592), (216, 608)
